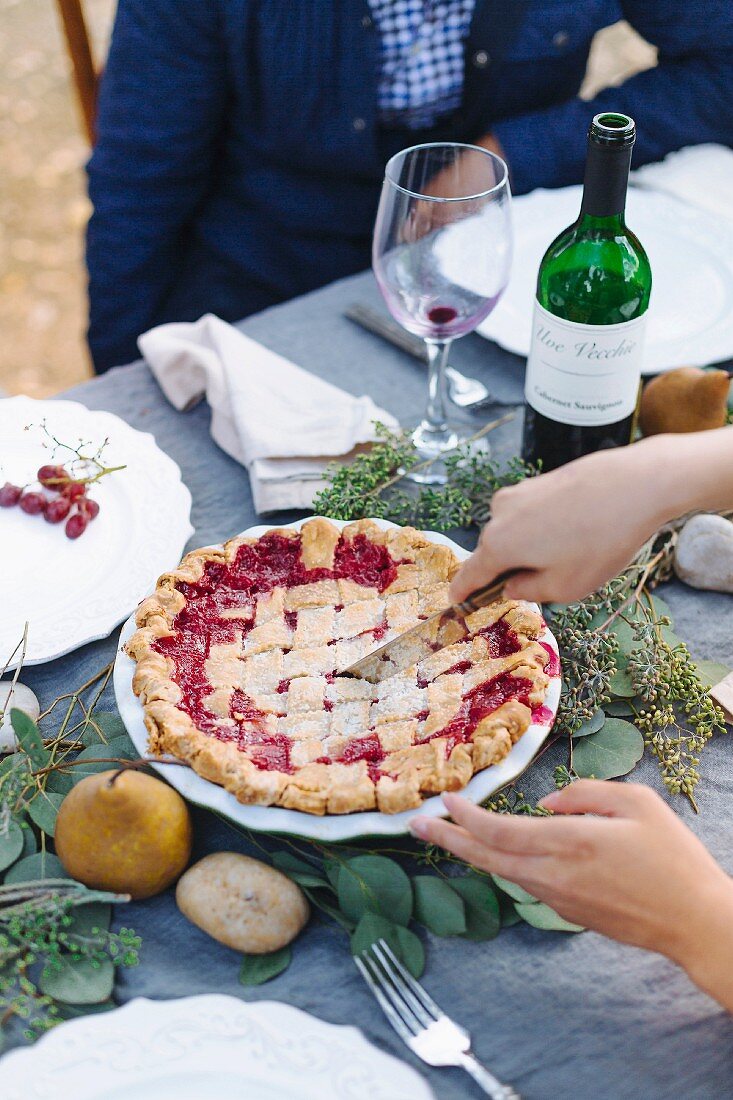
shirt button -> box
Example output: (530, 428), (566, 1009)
(352, 117), (366, 132)
(553, 30), (569, 48)
(361, 14), (372, 29)
(472, 49), (491, 68)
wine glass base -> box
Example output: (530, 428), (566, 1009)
(406, 423), (490, 485)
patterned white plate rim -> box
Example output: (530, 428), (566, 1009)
(114, 517), (561, 842)
(0, 396), (194, 669)
(0, 994), (434, 1100)
(475, 185), (733, 374)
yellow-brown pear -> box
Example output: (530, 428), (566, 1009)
(640, 366), (730, 436)
(55, 770), (192, 899)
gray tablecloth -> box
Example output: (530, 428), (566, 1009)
(12, 270), (733, 1098)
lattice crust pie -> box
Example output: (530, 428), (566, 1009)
(127, 519), (552, 815)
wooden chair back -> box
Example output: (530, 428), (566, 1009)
(55, 0), (99, 144)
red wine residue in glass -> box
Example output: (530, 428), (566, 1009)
(428, 305), (458, 325)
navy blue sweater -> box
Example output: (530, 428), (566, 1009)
(87, 0), (733, 373)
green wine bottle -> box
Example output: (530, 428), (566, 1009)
(522, 112), (652, 472)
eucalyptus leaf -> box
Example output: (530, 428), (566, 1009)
(695, 660), (730, 689)
(4, 852), (69, 883)
(10, 709), (49, 768)
(609, 667), (636, 698)
(603, 699), (636, 717)
(450, 875), (501, 940)
(350, 913), (425, 978)
(39, 954), (115, 1005)
(391, 924), (425, 978)
(571, 709), (606, 738)
(492, 875), (537, 905)
(338, 855), (412, 927)
(0, 752), (30, 781)
(498, 892), (521, 928)
(45, 769), (75, 796)
(514, 902), (584, 933)
(56, 1000), (116, 1021)
(271, 852), (331, 890)
(91, 712), (129, 744)
(65, 903), (111, 949)
(0, 819), (24, 872)
(573, 718), (644, 780)
(603, 617), (643, 669)
(323, 859), (342, 892)
(302, 888), (355, 932)
(412, 876), (466, 936)
(28, 791), (64, 837)
(350, 912), (393, 956)
(239, 946), (291, 986)
(19, 821), (37, 858)
(72, 738), (136, 777)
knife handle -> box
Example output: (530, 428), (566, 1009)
(457, 569), (521, 613)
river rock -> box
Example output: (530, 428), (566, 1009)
(0, 681), (40, 753)
(674, 514), (733, 594)
(176, 852), (309, 954)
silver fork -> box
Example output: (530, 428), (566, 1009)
(355, 940), (520, 1099)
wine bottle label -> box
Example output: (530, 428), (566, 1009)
(524, 301), (647, 426)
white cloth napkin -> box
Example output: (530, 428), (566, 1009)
(632, 144), (733, 225)
(138, 314), (398, 513)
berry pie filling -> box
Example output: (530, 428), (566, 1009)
(152, 529), (549, 780)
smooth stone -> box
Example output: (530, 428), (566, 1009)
(711, 672), (733, 723)
(674, 514), (733, 594)
(176, 852), (309, 954)
(0, 680), (40, 753)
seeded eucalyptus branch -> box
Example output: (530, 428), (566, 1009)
(547, 542), (727, 808)
(0, 643), (143, 1042)
(313, 419), (537, 529)
(0, 882), (140, 1038)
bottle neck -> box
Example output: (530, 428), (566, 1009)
(579, 139), (633, 219)
(576, 211), (627, 232)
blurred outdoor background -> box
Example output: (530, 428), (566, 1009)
(0, 3), (656, 398)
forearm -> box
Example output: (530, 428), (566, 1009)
(639, 428), (733, 524)
(669, 873), (733, 1013)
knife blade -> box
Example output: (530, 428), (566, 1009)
(340, 568), (520, 684)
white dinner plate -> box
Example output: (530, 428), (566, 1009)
(0, 397), (194, 668)
(114, 517), (561, 842)
(0, 995), (434, 1100)
(476, 185), (733, 373)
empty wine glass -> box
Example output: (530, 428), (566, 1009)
(373, 142), (512, 482)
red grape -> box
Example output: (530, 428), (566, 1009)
(45, 496), (72, 523)
(37, 464), (69, 489)
(19, 491), (47, 516)
(80, 497), (100, 521)
(63, 481), (87, 502)
(0, 482), (22, 507)
(65, 511), (88, 539)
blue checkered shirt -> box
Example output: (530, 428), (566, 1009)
(368, 0), (477, 129)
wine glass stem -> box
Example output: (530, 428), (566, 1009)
(422, 339), (451, 438)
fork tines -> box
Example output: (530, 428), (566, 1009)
(355, 939), (441, 1042)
